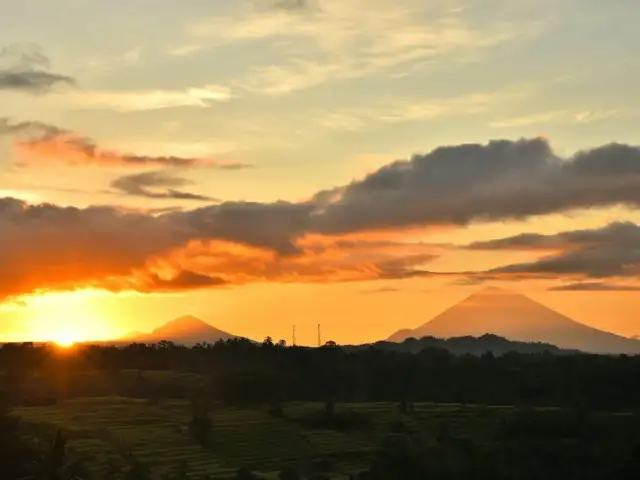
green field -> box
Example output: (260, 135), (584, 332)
(15, 397), (515, 479)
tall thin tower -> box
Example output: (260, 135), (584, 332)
(317, 324), (321, 347)
(292, 325), (296, 347)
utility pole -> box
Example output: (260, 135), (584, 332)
(317, 324), (321, 347)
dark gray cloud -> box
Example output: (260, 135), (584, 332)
(0, 118), (253, 169)
(466, 221), (640, 251)
(549, 282), (640, 292)
(310, 139), (640, 234)
(474, 222), (640, 279)
(111, 170), (216, 201)
(0, 44), (74, 94)
(145, 270), (228, 291)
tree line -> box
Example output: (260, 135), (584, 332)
(1, 336), (639, 411)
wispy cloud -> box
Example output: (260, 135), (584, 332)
(489, 108), (624, 128)
(187, 0), (516, 94)
(56, 84), (233, 112)
(1, 118), (252, 169)
(315, 88), (530, 130)
(0, 43), (74, 94)
(111, 170), (216, 201)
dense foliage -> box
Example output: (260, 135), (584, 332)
(1, 337), (638, 410)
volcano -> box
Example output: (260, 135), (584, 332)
(388, 288), (640, 354)
(129, 315), (239, 345)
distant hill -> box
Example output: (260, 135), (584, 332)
(356, 334), (572, 356)
(128, 315), (239, 345)
(388, 288), (640, 355)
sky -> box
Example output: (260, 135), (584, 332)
(1, 0), (640, 346)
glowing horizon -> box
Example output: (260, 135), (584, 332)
(1, 0), (639, 345)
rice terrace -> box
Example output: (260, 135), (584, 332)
(12, 394), (542, 479)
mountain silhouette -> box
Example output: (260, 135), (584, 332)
(388, 288), (640, 354)
(129, 315), (239, 345)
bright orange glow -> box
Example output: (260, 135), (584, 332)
(53, 334), (77, 348)
(19, 290), (119, 343)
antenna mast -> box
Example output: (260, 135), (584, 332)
(317, 324), (321, 347)
(292, 325), (296, 347)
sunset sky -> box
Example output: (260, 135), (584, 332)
(1, 0), (640, 346)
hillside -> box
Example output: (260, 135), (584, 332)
(365, 334), (572, 356)
(388, 289), (640, 354)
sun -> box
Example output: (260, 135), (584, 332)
(21, 290), (119, 345)
(53, 332), (78, 348)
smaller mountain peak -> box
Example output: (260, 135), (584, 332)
(129, 314), (239, 345)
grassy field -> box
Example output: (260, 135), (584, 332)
(15, 396), (516, 479)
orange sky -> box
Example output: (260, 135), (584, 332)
(2, 1), (640, 345)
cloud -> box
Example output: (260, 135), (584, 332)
(315, 89), (526, 130)
(188, 0), (515, 94)
(1, 118), (252, 169)
(143, 270), (228, 292)
(0, 197), (440, 301)
(310, 139), (640, 235)
(59, 84), (232, 112)
(489, 109), (623, 128)
(469, 222), (640, 280)
(5, 136), (640, 299)
(549, 282), (640, 292)
(111, 170), (216, 201)
(0, 43), (74, 94)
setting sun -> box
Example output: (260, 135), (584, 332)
(12, 290), (120, 344)
(52, 332), (78, 348)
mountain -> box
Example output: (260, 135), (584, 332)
(388, 288), (640, 354)
(129, 315), (239, 345)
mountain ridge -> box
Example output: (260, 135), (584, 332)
(388, 289), (640, 354)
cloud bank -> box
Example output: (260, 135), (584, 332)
(3, 137), (640, 300)
(467, 222), (640, 281)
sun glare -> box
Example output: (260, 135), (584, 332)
(20, 290), (118, 344)
(53, 334), (77, 348)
